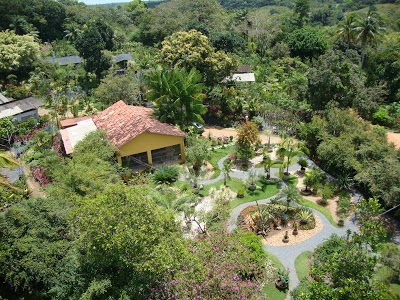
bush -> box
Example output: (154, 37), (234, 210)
(151, 166), (179, 184)
(237, 186), (245, 198)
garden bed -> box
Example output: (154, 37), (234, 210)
(237, 204), (323, 246)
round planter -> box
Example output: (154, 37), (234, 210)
(282, 237), (289, 243)
(275, 279), (288, 289)
(293, 229), (298, 236)
(248, 184), (256, 191)
(301, 189), (312, 196)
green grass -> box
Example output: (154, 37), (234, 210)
(298, 198), (338, 227)
(263, 252), (288, 300)
(208, 145), (234, 179)
(295, 251), (312, 282)
(200, 177), (280, 208)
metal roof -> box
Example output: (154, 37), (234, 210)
(112, 53), (134, 63)
(222, 73), (256, 83)
(0, 97), (43, 118)
(60, 118), (97, 154)
(45, 55), (83, 66)
(0, 93), (10, 104)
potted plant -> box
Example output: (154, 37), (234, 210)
(247, 168), (257, 191)
(282, 230), (289, 243)
(275, 269), (289, 289)
(298, 157), (308, 173)
(293, 221), (299, 235)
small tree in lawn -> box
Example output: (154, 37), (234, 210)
(281, 184), (301, 213)
(277, 134), (308, 175)
(185, 135), (211, 176)
(223, 159), (233, 186)
(262, 151), (273, 180)
(236, 121), (260, 162)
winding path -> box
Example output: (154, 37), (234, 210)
(200, 154), (361, 294)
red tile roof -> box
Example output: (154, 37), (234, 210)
(60, 115), (92, 128)
(92, 101), (185, 148)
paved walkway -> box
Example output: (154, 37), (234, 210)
(200, 153), (362, 295)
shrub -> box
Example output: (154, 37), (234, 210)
(151, 166), (179, 184)
(237, 186), (245, 198)
(298, 158), (308, 169)
(296, 208), (316, 229)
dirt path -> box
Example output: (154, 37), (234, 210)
(387, 132), (400, 148)
(203, 127), (282, 144)
(21, 162), (45, 198)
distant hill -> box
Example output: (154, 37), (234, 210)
(93, 0), (167, 8)
(353, 4), (400, 32)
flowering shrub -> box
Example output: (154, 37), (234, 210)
(31, 165), (50, 186)
(150, 228), (275, 299)
(4, 83), (32, 100)
(52, 135), (63, 160)
(236, 121), (260, 161)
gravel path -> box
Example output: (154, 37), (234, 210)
(203, 153), (361, 295)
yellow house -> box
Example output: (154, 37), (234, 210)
(60, 101), (186, 169)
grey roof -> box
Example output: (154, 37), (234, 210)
(0, 93), (10, 104)
(112, 53), (134, 63)
(45, 55), (83, 66)
(237, 65), (251, 73)
(0, 97), (43, 118)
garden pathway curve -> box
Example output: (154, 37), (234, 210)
(202, 154), (361, 296)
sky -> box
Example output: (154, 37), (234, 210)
(80, 0), (131, 5)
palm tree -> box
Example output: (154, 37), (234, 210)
(354, 8), (385, 64)
(281, 184), (301, 212)
(262, 151), (273, 180)
(146, 66), (207, 129)
(277, 135), (308, 175)
(223, 159), (233, 186)
(336, 13), (357, 49)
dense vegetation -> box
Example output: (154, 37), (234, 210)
(0, 0), (400, 298)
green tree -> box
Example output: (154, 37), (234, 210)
(281, 184), (301, 212)
(277, 135), (308, 175)
(285, 27), (327, 60)
(354, 8), (385, 63)
(94, 71), (141, 108)
(0, 30), (40, 77)
(294, 0), (310, 27)
(307, 50), (363, 110)
(146, 66), (207, 128)
(158, 30), (238, 85)
(356, 198), (388, 249)
(74, 183), (189, 299)
(75, 20), (114, 80)
(185, 135), (211, 176)
(364, 33), (400, 103)
(336, 13), (357, 49)
(0, 196), (77, 299)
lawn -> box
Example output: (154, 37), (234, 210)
(295, 251), (312, 282)
(263, 252), (288, 300)
(199, 177), (280, 208)
(208, 145), (234, 179)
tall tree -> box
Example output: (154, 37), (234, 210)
(336, 13), (357, 49)
(158, 30), (238, 85)
(75, 20), (114, 80)
(354, 8), (385, 64)
(0, 30), (40, 78)
(146, 67), (207, 128)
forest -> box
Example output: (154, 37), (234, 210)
(0, 0), (400, 299)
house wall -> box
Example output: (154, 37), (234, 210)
(14, 109), (39, 123)
(117, 132), (185, 166)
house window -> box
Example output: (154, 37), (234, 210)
(151, 144), (181, 166)
(122, 152), (149, 170)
